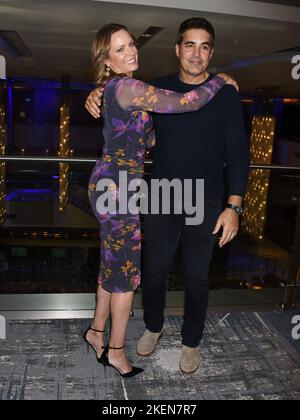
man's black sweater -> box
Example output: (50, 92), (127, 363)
(150, 73), (250, 200)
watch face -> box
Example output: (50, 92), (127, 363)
(227, 204), (243, 215)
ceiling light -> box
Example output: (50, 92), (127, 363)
(135, 27), (164, 49)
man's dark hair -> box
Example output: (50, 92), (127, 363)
(177, 17), (215, 46)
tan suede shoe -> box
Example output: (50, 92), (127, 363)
(136, 329), (163, 357)
(179, 345), (200, 374)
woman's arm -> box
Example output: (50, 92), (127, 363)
(85, 74), (239, 118)
(115, 75), (226, 114)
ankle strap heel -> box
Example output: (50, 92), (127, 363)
(83, 326), (106, 364)
(102, 345), (144, 378)
(108, 345), (125, 350)
(89, 326), (105, 333)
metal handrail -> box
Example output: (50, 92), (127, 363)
(1, 155), (300, 171)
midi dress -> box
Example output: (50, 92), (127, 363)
(88, 75), (225, 293)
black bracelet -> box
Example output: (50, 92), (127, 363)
(226, 203), (243, 216)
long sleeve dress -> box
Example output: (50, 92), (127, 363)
(88, 75), (225, 293)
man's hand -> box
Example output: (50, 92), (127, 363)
(85, 87), (103, 118)
(212, 208), (239, 248)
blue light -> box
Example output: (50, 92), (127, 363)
(6, 188), (54, 201)
(10, 77), (95, 91)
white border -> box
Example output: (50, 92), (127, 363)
(0, 55), (6, 79)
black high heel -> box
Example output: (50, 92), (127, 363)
(83, 326), (107, 364)
(102, 345), (144, 378)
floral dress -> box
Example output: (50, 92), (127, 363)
(88, 75), (225, 293)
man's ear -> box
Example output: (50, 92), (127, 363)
(175, 44), (180, 58)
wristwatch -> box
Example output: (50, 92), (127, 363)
(226, 203), (243, 216)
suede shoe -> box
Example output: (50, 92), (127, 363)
(137, 329), (163, 357)
(179, 345), (200, 374)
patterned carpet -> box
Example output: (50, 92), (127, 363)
(0, 311), (300, 400)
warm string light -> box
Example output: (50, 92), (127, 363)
(0, 95), (6, 225)
(3, 231), (99, 239)
(58, 105), (70, 213)
(242, 116), (276, 240)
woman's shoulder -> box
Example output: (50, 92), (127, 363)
(105, 77), (146, 105)
(104, 76), (120, 91)
(106, 76), (144, 90)
(104, 76), (129, 96)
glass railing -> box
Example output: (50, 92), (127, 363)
(0, 156), (299, 309)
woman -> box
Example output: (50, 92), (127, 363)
(84, 23), (236, 378)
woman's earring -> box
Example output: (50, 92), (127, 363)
(105, 65), (111, 78)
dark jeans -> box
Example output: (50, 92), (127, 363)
(142, 199), (222, 348)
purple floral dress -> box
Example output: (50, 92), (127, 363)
(88, 75), (225, 293)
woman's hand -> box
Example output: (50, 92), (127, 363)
(217, 73), (239, 91)
(85, 87), (104, 118)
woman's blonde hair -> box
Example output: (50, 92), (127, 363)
(91, 23), (133, 87)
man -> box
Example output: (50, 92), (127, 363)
(85, 17), (249, 374)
